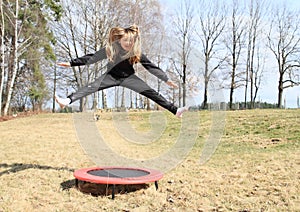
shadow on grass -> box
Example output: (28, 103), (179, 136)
(60, 179), (77, 190)
(0, 163), (75, 191)
(74, 180), (149, 198)
(61, 179), (149, 198)
(0, 163), (75, 177)
(0, 163), (149, 198)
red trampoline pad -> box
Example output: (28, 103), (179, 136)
(73, 166), (163, 185)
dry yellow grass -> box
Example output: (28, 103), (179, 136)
(0, 109), (299, 211)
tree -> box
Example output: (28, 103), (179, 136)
(223, 0), (246, 110)
(244, 0), (266, 109)
(171, 0), (195, 107)
(28, 65), (48, 111)
(0, 0), (62, 115)
(2, 0), (19, 116)
(267, 4), (300, 108)
(196, 0), (227, 109)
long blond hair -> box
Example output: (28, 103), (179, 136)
(106, 25), (141, 64)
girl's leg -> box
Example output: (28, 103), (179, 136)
(56, 73), (119, 108)
(120, 75), (178, 115)
(67, 73), (119, 103)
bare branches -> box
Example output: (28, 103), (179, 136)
(170, 0), (195, 106)
(267, 3), (300, 107)
(195, 0), (227, 109)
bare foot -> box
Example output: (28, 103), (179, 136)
(176, 106), (189, 118)
(55, 95), (71, 109)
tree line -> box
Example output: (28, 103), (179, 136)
(0, 0), (299, 116)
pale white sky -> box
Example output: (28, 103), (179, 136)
(158, 0), (300, 108)
(160, 0), (300, 8)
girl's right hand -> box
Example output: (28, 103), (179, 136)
(57, 62), (71, 67)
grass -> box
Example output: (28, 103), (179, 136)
(0, 109), (299, 211)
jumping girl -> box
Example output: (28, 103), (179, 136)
(56, 25), (188, 118)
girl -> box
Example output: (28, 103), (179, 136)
(56, 25), (188, 118)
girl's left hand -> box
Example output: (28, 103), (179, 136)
(166, 80), (178, 89)
(57, 62), (71, 67)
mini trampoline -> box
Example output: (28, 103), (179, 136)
(74, 166), (163, 199)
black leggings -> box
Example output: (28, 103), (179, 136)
(68, 73), (178, 114)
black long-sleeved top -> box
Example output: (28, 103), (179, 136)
(70, 47), (169, 82)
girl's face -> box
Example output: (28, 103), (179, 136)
(119, 34), (135, 51)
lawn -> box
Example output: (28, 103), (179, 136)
(0, 109), (299, 211)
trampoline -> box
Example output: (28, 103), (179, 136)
(74, 166), (163, 199)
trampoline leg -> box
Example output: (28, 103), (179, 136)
(75, 179), (78, 188)
(112, 184), (115, 200)
(155, 181), (158, 190)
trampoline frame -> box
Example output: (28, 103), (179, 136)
(74, 166), (163, 199)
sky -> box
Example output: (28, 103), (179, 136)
(158, 0), (300, 108)
(159, 0), (300, 8)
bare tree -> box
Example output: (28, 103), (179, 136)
(171, 0), (195, 107)
(244, 0), (266, 109)
(223, 0), (246, 110)
(267, 4), (300, 108)
(196, 0), (227, 109)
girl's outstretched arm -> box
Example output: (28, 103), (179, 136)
(140, 54), (178, 89)
(60, 48), (107, 67)
(140, 54), (169, 82)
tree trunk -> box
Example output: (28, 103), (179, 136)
(121, 87), (125, 108)
(115, 87), (118, 108)
(182, 63), (187, 106)
(52, 65), (57, 113)
(229, 64), (236, 110)
(229, 43), (236, 110)
(277, 74), (283, 108)
(244, 68), (248, 109)
(156, 79), (162, 110)
(202, 79), (208, 109)
(102, 90), (107, 109)
(130, 90), (133, 109)
(4, 0), (18, 116)
(0, 0), (5, 116)
(92, 93), (97, 110)
(202, 57), (209, 109)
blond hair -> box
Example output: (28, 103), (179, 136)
(106, 25), (141, 64)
